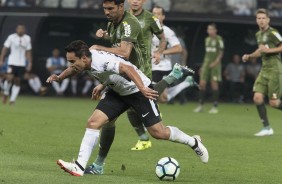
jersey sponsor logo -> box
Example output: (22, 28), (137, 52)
(103, 61), (109, 71)
(152, 16), (162, 30)
(272, 31), (282, 41)
(206, 47), (217, 52)
(122, 21), (131, 37)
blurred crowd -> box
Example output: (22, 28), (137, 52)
(1, 0), (282, 17)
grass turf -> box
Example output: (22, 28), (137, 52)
(0, 96), (281, 184)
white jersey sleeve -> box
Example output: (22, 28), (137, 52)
(89, 50), (151, 96)
(4, 35), (12, 48)
(152, 25), (181, 71)
(25, 35), (32, 50)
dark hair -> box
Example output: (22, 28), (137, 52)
(208, 23), (217, 29)
(256, 8), (269, 17)
(102, 0), (124, 5)
(153, 6), (165, 16)
(65, 40), (91, 58)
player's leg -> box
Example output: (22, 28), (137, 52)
(2, 66), (14, 104)
(9, 66), (25, 104)
(146, 122), (208, 163)
(127, 108), (152, 151)
(85, 118), (117, 174)
(154, 63), (194, 94)
(268, 73), (282, 110)
(57, 90), (129, 176)
(208, 67), (221, 114)
(130, 92), (208, 163)
(159, 76), (196, 103)
(194, 66), (208, 112)
(252, 72), (272, 136)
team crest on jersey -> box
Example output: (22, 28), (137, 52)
(122, 21), (131, 37)
(138, 20), (145, 28)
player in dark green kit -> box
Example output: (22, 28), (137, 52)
(85, 0), (191, 174)
(194, 23), (224, 114)
(242, 9), (282, 136)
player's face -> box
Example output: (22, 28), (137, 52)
(16, 25), (25, 36)
(152, 8), (164, 24)
(103, 1), (124, 22)
(256, 13), (269, 30)
(207, 25), (217, 37)
(66, 52), (88, 72)
(128, 0), (144, 11)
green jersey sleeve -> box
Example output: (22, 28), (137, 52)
(270, 29), (282, 46)
(217, 36), (224, 50)
(150, 15), (163, 35)
(120, 19), (141, 43)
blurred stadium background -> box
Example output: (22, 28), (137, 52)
(0, 0), (281, 101)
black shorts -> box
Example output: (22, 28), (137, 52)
(7, 65), (26, 78)
(152, 70), (171, 84)
(96, 89), (162, 127)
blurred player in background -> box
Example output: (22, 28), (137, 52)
(194, 23), (224, 114)
(242, 9), (282, 136)
(0, 24), (32, 105)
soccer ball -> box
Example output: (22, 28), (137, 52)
(155, 157), (180, 181)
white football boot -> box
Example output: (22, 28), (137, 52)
(254, 127), (274, 137)
(193, 105), (203, 113)
(57, 159), (84, 176)
(191, 135), (209, 164)
(208, 107), (218, 114)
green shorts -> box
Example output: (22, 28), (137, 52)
(253, 70), (282, 100)
(200, 64), (222, 82)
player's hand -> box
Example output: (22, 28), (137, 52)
(139, 87), (159, 100)
(152, 51), (161, 64)
(242, 54), (249, 62)
(92, 84), (105, 100)
(46, 74), (61, 83)
(258, 45), (270, 53)
(96, 29), (107, 38)
(209, 62), (217, 68)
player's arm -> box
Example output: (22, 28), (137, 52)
(95, 29), (109, 40)
(162, 44), (182, 55)
(90, 41), (133, 60)
(119, 62), (158, 100)
(242, 49), (261, 62)
(26, 50), (32, 72)
(46, 65), (79, 83)
(153, 32), (167, 64)
(259, 43), (282, 54)
(0, 47), (9, 66)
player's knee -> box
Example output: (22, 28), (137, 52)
(253, 94), (263, 104)
(87, 117), (102, 129)
(158, 94), (167, 103)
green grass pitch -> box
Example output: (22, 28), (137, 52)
(0, 96), (281, 184)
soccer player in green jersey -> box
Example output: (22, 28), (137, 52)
(85, 0), (192, 174)
(242, 9), (282, 136)
(194, 23), (224, 114)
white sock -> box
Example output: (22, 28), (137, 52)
(10, 85), (20, 102)
(28, 78), (40, 93)
(77, 128), (100, 169)
(52, 82), (60, 93)
(60, 78), (69, 92)
(167, 81), (191, 101)
(34, 77), (42, 92)
(71, 79), (77, 94)
(3, 80), (12, 96)
(82, 80), (92, 94)
(167, 126), (195, 147)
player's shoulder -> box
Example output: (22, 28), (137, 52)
(7, 33), (17, 39)
(124, 11), (140, 24)
(163, 25), (174, 34)
(216, 35), (223, 40)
